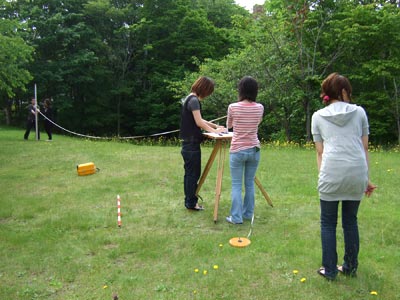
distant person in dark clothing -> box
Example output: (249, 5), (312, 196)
(43, 98), (54, 141)
(24, 98), (40, 140)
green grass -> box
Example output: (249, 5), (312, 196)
(0, 127), (399, 300)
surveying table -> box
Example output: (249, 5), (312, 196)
(195, 132), (273, 223)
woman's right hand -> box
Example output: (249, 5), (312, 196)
(214, 127), (227, 134)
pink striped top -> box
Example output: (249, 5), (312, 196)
(227, 101), (264, 153)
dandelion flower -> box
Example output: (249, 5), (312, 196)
(194, 268), (199, 273)
(103, 285), (108, 289)
(293, 270), (299, 275)
(203, 270), (208, 275)
(300, 277), (306, 283)
(370, 291), (378, 295)
(219, 244), (223, 248)
(213, 265), (219, 270)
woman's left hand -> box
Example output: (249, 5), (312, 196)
(365, 181), (377, 197)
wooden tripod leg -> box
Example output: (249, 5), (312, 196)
(196, 141), (221, 196)
(213, 141), (226, 223)
(255, 176), (273, 207)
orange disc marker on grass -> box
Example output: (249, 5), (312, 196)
(229, 214), (254, 248)
(229, 237), (251, 248)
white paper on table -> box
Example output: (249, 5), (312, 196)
(203, 132), (233, 140)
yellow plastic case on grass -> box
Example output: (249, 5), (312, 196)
(77, 162), (98, 176)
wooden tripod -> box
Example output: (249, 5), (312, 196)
(196, 132), (273, 223)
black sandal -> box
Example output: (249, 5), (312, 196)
(186, 205), (204, 211)
(317, 267), (335, 281)
(337, 265), (357, 277)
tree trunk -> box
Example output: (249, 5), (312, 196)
(393, 78), (400, 145)
(3, 107), (11, 125)
(305, 99), (311, 142)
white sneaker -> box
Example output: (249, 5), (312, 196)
(226, 216), (242, 224)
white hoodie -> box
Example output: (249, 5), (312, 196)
(311, 101), (369, 201)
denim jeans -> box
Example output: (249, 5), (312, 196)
(320, 200), (360, 279)
(181, 142), (201, 209)
(229, 147), (260, 223)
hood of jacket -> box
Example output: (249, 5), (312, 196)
(319, 102), (357, 127)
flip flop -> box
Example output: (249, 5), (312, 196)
(186, 205), (204, 211)
(337, 265), (357, 277)
(317, 267), (335, 281)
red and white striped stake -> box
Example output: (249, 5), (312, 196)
(117, 195), (122, 227)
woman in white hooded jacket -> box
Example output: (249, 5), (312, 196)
(311, 72), (376, 280)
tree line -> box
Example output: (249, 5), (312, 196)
(1, 0), (399, 145)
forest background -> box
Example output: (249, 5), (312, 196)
(1, 0), (400, 145)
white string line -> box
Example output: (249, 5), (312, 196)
(38, 110), (107, 139)
(247, 213), (255, 239)
(38, 110), (227, 140)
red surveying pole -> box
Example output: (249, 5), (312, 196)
(117, 195), (122, 227)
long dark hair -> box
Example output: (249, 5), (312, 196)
(238, 76), (258, 102)
(44, 98), (52, 108)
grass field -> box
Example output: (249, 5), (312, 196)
(0, 127), (399, 300)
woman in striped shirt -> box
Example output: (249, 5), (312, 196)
(226, 76), (264, 224)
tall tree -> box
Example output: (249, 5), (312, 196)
(327, 3), (400, 144)
(131, 0), (244, 135)
(185, 0), (400, 144)
(12, 0), (113, 134)
(0, 15), (33, 124)
(84, 0), (145, 136)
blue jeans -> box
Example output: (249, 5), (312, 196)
(229, 147), (260, 223)
(181, 142), (201, 209)
(320, 200), (360, 279)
